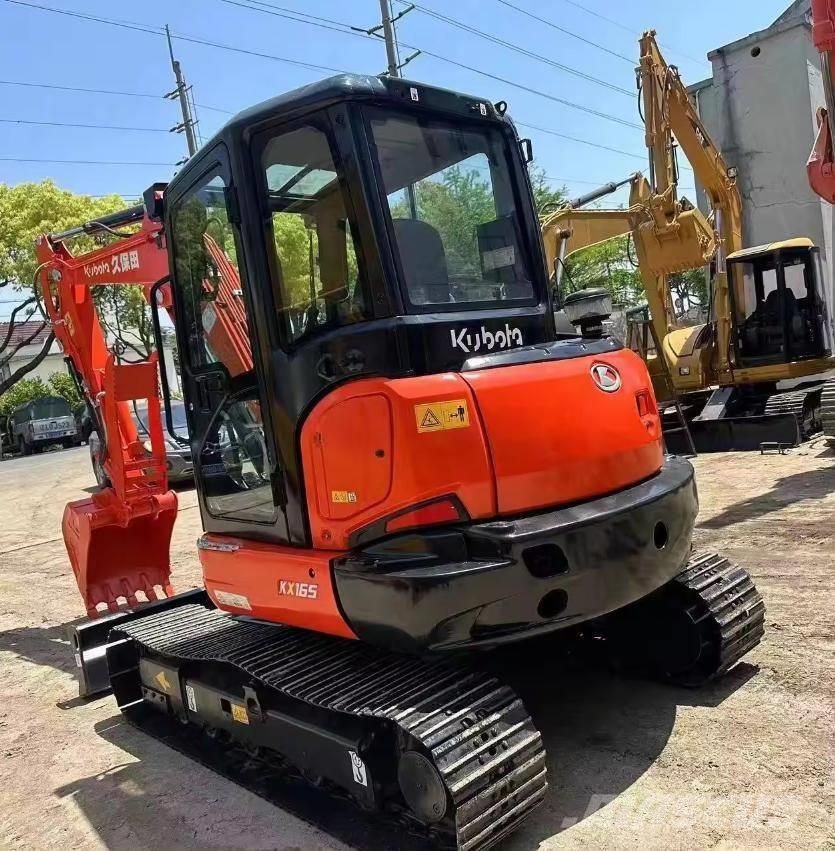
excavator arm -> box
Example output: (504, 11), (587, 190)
(638, 30), (740, 377)
(36, 188), (249, 616)
(809, 0), (835, 202)
(36, 195), (177, 617)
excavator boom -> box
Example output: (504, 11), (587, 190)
(809, 0), (835, 202)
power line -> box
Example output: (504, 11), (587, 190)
(516, 121), (645, 160)
(495, 0), (634, 64)
(5, 0), (642, 130)
(0, 118), (171, 132)
(0, 157), (175, 166)
(219, 0), (642, 129)
(0, 79), (233, 115)
(1, 1), (344, 75)
(557, 0), (708, 69)
(400, 1), (633, 96)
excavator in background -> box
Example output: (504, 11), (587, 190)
(543, 30), (835, 453)
(806, 0), (835, 442)
(39, 73), (765, 850)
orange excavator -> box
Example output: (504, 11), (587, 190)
(41, 74), (765, 849)
(807, 0), (835, 441)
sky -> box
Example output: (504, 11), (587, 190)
(0, 0), (795, 317)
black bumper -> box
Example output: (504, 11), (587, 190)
(333, 456), (698, 652)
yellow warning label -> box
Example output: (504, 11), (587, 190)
(231, 703), (249, 725)
(331, 490), (358, 504)
(414, 399), (470, 433)
(154, 670), (171, 693)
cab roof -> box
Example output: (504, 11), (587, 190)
(726, 237), (816, 261)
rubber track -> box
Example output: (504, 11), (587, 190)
(763, 387), (821, 438)
(820, 377), (835, 443)
(114, 606), (547, 851)
(672, 553), (766, 681)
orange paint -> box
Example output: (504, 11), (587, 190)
(199, 535), (356, 639)
(461, 349), (663, 514)
(300, 374), (496, 550)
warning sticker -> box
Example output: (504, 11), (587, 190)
(414, 399), (470, 433)
(231, 703), (249, 725)
(154, 670), (172, 693)
(185, 684), (197, 712)
(331, 490), (358, 504)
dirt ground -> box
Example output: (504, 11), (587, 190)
(0, 444), (832, 850)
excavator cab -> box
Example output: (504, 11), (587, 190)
(162, 74), (557, 550)
(727, 238), (831, 368)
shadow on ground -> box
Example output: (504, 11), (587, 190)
(51, 652), (756, 851)
(699, 462), (835, 529)
(0, 621), (78, 677)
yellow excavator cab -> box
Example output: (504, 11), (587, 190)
(725, 238), (831, 372)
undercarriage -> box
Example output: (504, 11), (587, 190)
(74, 551), (765, 851)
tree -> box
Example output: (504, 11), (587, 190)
(529, 167), (567, 215)
(48, 371), (84, 413)
(0, 376), (51, 417)
(564, 236), (644, 307)
(0, 180), (127, 391)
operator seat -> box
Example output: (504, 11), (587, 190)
(392, 218), (451, 304)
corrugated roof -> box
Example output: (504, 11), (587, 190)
(0, 320), (51, 348)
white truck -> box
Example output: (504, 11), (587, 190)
(7, 396), (79, 455)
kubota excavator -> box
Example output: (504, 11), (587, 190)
(40, 74), (765, 850)
(543, 31), (835, 453)
(806, 0), (835, 441)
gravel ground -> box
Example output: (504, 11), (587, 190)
(0, 444), (832, 850)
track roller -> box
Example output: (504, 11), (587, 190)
(603, 553), (765, 686)
(820, 377), (835, 443)
(106, 604), (548, 851)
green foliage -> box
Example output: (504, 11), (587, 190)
(48, 371), (84, 413)
(669, 267), (709, 317)
(529, 167), (567, 216)
(0, 376), (50, 416)
(564, 236), (644, 307)
(0, 180), (125, 290)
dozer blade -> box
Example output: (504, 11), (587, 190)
(664, 412), (801, 454)
(69, 588), (209, 698)
(62, 486), (178, 618)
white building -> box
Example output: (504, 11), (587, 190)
(688, 0), (834, 314)
(0, 321), (68, 385)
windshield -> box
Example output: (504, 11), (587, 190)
(132, 401), (188, 437)
(369, 109), (535, 308)
(29, 397), (72, 419)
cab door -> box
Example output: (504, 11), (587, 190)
(166, 146), (288, 541)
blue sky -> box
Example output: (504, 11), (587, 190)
(1, 0), (793, 315)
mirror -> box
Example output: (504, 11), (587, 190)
(519, 138), (534, 164)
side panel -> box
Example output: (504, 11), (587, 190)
(199, 535), (355, 639)
(300, 375), (497, 550)
(462, 349), (664, 515)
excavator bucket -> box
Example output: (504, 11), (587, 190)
(635, 206), (716, 276)
(64, 356), (178, 618)
(808, 107), (835, 203)
(62, 487), (178, 618)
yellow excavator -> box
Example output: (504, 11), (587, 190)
(542, 31), (835, 452)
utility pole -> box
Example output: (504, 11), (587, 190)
(164, 25), (198, 157)
(375, 0), (420, 215)
(379, 0), (399, 77)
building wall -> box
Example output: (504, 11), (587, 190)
(691, 13), (835, 320)
(5, 343), (68, 385)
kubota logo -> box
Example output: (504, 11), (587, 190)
(590, 362), (621, 393)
